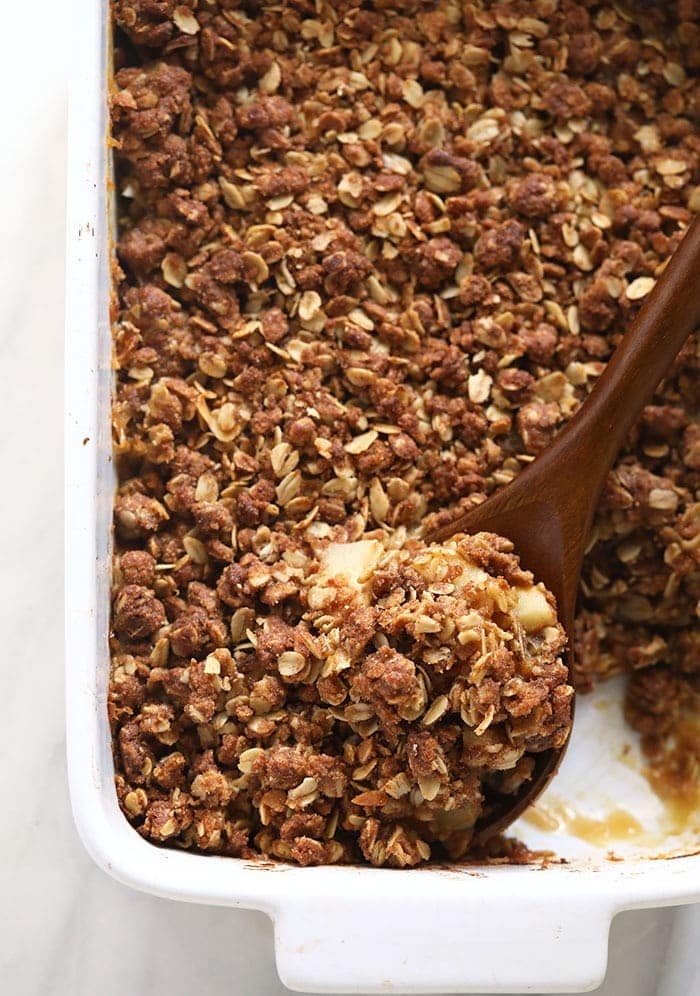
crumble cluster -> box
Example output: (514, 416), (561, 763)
(109, 0), (699, 865)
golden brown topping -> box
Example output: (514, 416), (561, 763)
(110, 0), (699, 867)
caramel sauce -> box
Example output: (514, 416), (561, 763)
(523, 800), (645, 846)
(522, 716), (699, 848)
(645, 718), (700, 834)
(564, 807), (645, 846)
(523, 721), (699, 848)
(523, 805), (559, 833)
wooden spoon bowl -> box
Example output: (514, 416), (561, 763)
(426, 216), (700, 842)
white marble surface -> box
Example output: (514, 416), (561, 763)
(0, 2), (697, 994)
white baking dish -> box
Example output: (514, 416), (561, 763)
(64, 2), (699, 992)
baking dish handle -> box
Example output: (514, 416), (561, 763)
(272, 887), (614, 993)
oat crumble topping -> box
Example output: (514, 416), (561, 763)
(109, 0), (699, 866)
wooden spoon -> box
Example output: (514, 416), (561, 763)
(426, 215), (700, 841)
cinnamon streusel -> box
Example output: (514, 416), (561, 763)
(109, 0), (699, 865)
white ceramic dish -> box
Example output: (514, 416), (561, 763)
(65, 2), (699, 991)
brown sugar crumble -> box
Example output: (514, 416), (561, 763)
(109, 0), (699, 866)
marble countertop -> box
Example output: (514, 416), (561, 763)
(1, 2), (697, 993)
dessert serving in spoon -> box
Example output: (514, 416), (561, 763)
(321, 216), (700, 849)
(302, 531), (570, 860)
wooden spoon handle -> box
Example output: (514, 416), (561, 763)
(546, 214), (700, 491)
(427, 216), (700, 627)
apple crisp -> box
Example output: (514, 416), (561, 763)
(109, 0), (699, 866)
